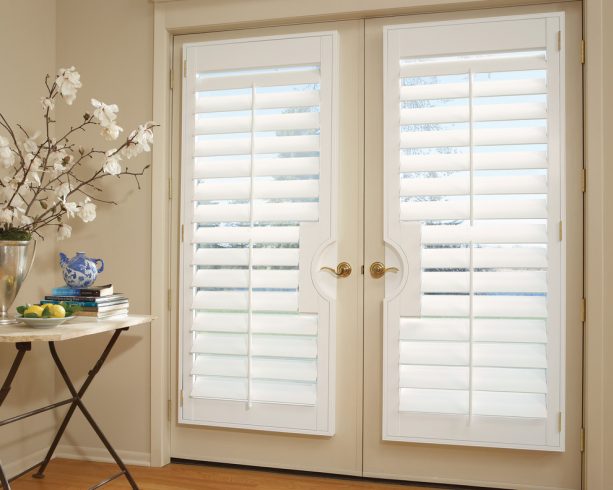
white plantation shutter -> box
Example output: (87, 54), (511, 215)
(180, 32), (338, 434)
(383, 14), (565, 449)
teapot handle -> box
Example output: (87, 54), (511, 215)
(93, 258), (104, 273)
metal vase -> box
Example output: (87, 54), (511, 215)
(0, 240), (36, 324)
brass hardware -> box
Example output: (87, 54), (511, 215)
(370, 262), (399, 279)
(361, 265), (364, 275)
(557, 31), (561, 51)
(167, 289), (172, 311)
(559, 221), (563, 241)
(183, 59), (187, 77)
(320, 262), (352, 278)
(582, 168), (586, 193)
(580, 39), (585, 64)
(580, 427), (585, 452)
(558, 412), (563, 433)
(581, 297), (586, 322)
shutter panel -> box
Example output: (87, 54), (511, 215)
(384, 14), (564, 449)
(180, 32), (338, 434)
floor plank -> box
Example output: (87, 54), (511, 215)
(11, 459), (446, 489)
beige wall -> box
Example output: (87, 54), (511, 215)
(0, 0), (60, 477)
(1, 0), (154, 475)
(0, 0), (59, 478)
(52, 0), (154, 464)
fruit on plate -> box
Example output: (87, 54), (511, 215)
(16, 302), (80, 318)
(49, 304), (66, 318)
(23, 305), (44, 317)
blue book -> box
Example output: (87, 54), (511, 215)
(51, 284), (113, 297)
(42, 299), (100, 307)
(44, 294), (126, 304)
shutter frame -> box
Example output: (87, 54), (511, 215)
(179, 31), (339, 435)
(383, 13), (566, 450)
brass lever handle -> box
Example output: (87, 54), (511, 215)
(370, 261), (399, 279)
(320, 262), (352, 278)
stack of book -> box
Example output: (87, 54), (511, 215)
(41, 284), (129, 319)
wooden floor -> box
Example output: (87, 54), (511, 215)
(11, 459), (448, 489)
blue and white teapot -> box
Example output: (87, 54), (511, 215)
(59, 252), (105, 288)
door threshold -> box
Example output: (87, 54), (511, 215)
(170, 458), (493, 489)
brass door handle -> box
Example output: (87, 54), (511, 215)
(320, 262), (352, 278)
(370, 262), (399, 279)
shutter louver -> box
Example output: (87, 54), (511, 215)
(180, 33), (338, 434)
(384, 14), (564, 449)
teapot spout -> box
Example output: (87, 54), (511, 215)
(59, 252), (69, 269)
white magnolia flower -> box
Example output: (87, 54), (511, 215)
(23, 132), (40, 154)
(62, 199), (78, 218)
(0, 136), (15, 168)
(25, 156), (43, 186)
(103, 150), (122, 175)
(122, 122), (154, 159)
(13, 210), (32, 228)
(55, 67), (82, 105)
(101, 122), (123, 141)
(57, 223), (72, 240)
(78, 197), (96, 223)
(55, 181), (71, 199)
(40, 97), (55, 111)
(91, 99), (119, 127)
(48, 149), (70, 174)
(0, 208), (13, 224)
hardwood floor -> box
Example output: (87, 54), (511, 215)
(11, 459), (448, 489)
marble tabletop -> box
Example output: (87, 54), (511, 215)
(0, 315), (154, 343)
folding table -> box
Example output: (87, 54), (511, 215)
(0, 315), (153, 489)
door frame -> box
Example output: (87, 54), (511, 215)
(151, 1), (608, 487)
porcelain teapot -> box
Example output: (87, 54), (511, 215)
(59, 252), (104, 288)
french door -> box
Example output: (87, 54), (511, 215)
(171, 4), (583, 489)
(171, 19), (364, 475)
(363, 5), (583, 489)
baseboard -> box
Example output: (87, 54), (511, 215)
(56, 444), (151, 467)
(2, 447), (48, 480)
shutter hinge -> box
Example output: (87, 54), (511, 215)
(580, 427), (585, 452)
(169, 69), (173, 90)
(181, 224), (184, 243)
(580, 39), (585, 64)
(361, 265), (364, 275)
(167, 399), (171, 422)
(581, 297), (586, 322)
(559, 221), (563, 241)
(557, 31), (561, 51)
(167, 288), (172, 311)
(168, 177), (172, 200)
(180, 389), (184, 407)
(183, 59), (187, 78)
(582, 168), (586, 193)
(558, 412), (563, 432)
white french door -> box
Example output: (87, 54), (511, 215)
(171, 4), (583, 489)
(171, 20), (364, 475)
(363, 4), (583, 489)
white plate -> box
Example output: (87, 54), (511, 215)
(17, 316), (75, 329)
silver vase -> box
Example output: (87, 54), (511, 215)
(0, 240), (36, 325)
